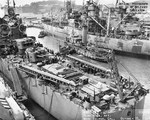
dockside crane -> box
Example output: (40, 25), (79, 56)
(106, 50), (123, 100)
(106, 50), (145, 102)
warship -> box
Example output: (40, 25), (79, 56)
(42, 0), (150, 56)
(0, 1), (149, 120)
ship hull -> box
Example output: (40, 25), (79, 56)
(42, 23), (69, 39)
(0, 58), (148, 120)
(42, 23), (150, 56)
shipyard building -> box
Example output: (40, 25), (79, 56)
(119, 1), (149, 14)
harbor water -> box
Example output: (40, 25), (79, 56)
(26, 27), (150, 119)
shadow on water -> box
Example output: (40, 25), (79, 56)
(23, 99), (57, 120)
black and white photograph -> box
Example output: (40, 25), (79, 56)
(0, 0), (150, 120)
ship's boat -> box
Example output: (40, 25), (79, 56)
(41, 0), (150, 56)
(38, 31), (48, 38)
(0, 35), (149, 120)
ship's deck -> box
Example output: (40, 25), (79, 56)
(4, 52), (147, 118)
(69, 54), (110, 70)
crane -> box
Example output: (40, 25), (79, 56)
(106, 50), (123, 100)
(106, 50), (143, 101)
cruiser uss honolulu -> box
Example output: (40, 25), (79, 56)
(0, 0), (150, 120)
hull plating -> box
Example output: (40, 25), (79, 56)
(0, 59), (147, 120)
(42, 23), (150, 56)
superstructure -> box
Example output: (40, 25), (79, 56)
(42, 0), (150, 56)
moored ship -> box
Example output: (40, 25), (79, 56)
(42, 0), (150, 56)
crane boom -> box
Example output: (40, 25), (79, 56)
(107, 51), (142, 101)
(107, 50), (123, 100)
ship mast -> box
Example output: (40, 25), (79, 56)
(7, 0), (10, 8)
(107, 51), (123, 100)
(115, 0), (119, 8)
(106, 8), (111, 36)
(13, 0), (15, 8)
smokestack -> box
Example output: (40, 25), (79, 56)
(82, 25), (88, 45)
